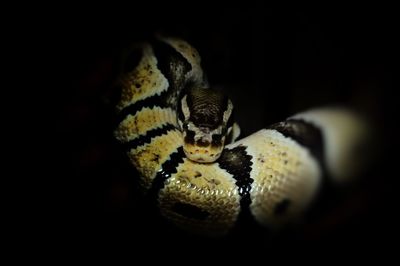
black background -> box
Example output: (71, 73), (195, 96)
(36, 5), (397, 260)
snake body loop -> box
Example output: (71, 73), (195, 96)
(114, 36), (368, 236)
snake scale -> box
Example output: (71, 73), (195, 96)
(113, 35), (368, 236)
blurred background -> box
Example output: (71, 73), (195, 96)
(47, 5), (396, 258)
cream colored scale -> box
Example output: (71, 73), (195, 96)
(116, 45), (169, 112)
(158, 158), (241, 236)
(228, 129), (321, 228)
(291, 108), (369, 183)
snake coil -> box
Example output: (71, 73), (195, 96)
(114, 36), (368, 236)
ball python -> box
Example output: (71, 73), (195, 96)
(113, 36), (368, 236)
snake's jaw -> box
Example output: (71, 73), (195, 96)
(182, 126), (226, 163)
(183, 137), (225, 163)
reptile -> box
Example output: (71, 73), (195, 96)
(113, 35), (368, 236)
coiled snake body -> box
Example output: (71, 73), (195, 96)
(114, 36), (367, 236)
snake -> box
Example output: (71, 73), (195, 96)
(113, 35), (368, 236)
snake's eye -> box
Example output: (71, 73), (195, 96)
(212, 134), (223, 147)
(182, 122), (189, 130)
(221, 126), (228, 135)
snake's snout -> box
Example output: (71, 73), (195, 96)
(183, 142), (223, 163)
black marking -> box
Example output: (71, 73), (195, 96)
(218, 146), (254, 223)
(194, 171), (202, 178)
(184, 130), (195, 145)
(268, 119), (324, 165)
(182, 122), (189, 131)
(115, 90), (168, 126)
(211, 134), (222, 147)
(150, 153), (160, 163)
(274, 199), (291, 215)
(196, 139), (209, 147)
(172, 202), (210, 220)
(147, 146), (185, 204)
(152, 39), (192, 93)
(124, 48), (142, 73)
(123, 123), (176, 151)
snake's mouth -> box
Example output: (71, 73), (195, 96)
(183, 143), (224, 163)
(182, 127), (226, 163)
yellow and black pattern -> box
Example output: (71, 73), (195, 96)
(116, 44), (169, 112)
(114, 36), (368, 236)
(159, 158), (241, 236)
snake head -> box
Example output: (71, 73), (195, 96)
(179, 88), (234, 163)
